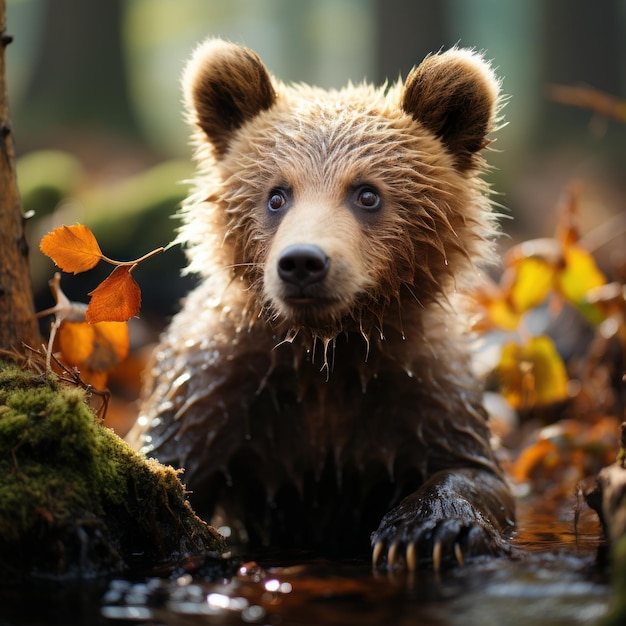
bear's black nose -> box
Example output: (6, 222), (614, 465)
(277, 244), (330, 288)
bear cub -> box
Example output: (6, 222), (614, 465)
(130, 39), (515, 570)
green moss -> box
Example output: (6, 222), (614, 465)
(0, 361), (224, 581)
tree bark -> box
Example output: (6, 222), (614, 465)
(0, 0), (39, 350)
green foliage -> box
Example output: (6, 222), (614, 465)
(16, 150), (84, 218)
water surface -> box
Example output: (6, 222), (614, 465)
(0, 496), (613, 626)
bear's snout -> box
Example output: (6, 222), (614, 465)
(277, 244), (330, 290)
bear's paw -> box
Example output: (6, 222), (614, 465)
(371, 468), (514, 571)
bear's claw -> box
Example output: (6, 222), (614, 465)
(370, 469), (514, 572)
(372, 526), (481, 571)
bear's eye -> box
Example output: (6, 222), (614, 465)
(268, 189), (288, 212)
(355, 186), (381, 211)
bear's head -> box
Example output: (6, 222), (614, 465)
(180, 39), (501, 343)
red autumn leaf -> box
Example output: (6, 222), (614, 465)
(39, 224), (103, 274)
(86, 265), (142, 323)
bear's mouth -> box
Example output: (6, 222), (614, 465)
(283, 296), (340, 310)
(278, 295), (346, 324)
(284, 297), (318, 305)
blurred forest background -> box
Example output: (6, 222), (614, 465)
(5, 0), (626, 430)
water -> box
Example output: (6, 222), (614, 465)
(0, 496), (614, 626)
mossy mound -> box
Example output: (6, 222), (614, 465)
(0, 362), (224, 581)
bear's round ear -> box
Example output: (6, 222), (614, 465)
(401, 49), (500, 171)
(183, 39), (277, 158)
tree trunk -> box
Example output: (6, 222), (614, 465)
(0, 0), (39, 350)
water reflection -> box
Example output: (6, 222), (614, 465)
(97, 552), (609, 626)
(0, 494), (613, 626)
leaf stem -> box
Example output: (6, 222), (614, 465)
(100, 246), (164, 268)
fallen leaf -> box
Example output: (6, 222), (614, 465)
(557, 245), (606, 325)
(512, 438), (562, 483)
(58, 320), (130, 387)
(509, 256), (556, 314)
(471, 276), (520, 332)
(512, 417), (620, 489)
(484, 298), (521, 332)
(84, 321), (130, 371)
(75, 367), (109, 391)
(58, 321), (96, 365)
(497, 336), (569, 409)
(86, 266), (141, 323)
(40, 224), (103, 273)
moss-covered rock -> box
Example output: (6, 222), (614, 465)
(0, 361), (224, 581)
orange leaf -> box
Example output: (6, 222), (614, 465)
(554, 183), (582, 250)
(511, 438), (561, 483)
(40, 224), (103, 273)
(471, 277), (520, 332)
(58, 321), (96, 366)
(86, 266), (141, 323)
(484, 298), (521, 332)
(76, 367), (110, 390)
(84, 321), (130, 371)
(58, 320), (129, 370)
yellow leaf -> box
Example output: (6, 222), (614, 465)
(557, 245), (606, 324)
(497, 336), (568, 409)
(509, 257), (556, 314)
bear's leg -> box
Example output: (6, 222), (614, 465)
(371, 468), (515, 571)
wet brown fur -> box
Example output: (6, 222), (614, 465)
(130, 39), (515, 563)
